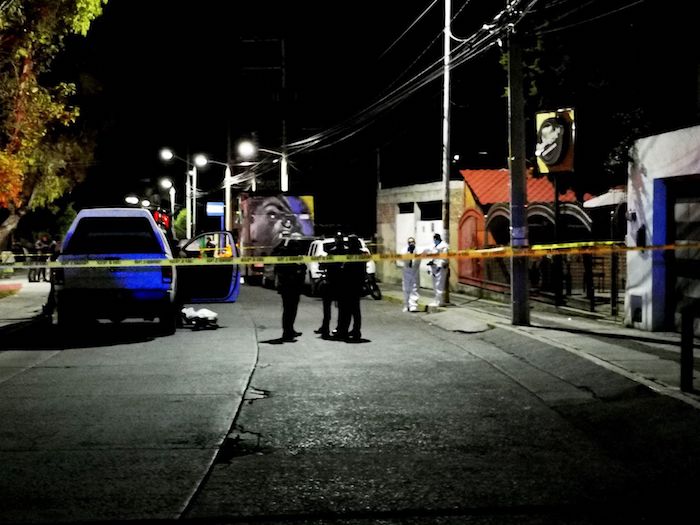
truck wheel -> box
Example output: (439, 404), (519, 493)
(158, 306), (177, 335)
(56, 303), (76, 332)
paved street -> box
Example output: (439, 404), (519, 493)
(185, 287), (700, 524)
(1, 280), (700, 523)
(0, 288), (258, 524)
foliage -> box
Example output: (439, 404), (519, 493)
(0, 0), (106, 213)
(173, 209), (188, 240)
(602, 108), (649, 180)
(55, 201), (77, 238)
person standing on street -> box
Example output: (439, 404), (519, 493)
(397, 236), (421, 312)
(33, 233), (51, 282)
(335, 234), (366, 341)
(426, 233), (449, 307)
(315, 232), (345, 338)
(273, 235), (306, 342)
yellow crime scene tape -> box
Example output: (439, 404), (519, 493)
(1, 241), (698, 269)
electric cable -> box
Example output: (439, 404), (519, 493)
(378, 0), (439, 61)
(284, 0), (539, 158)
(535, 0), (647, 34)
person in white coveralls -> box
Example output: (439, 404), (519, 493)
(397, 236), (421, 312)
(426, 232), (449, 307)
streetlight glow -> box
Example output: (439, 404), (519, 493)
(236, 140), (288, 192)
(237, 140), (256, 159)
(160, 178), (176, 215)
(194, 154), (208, 167)
(159, 148), (194, 238)
(160, 148), (174, 161)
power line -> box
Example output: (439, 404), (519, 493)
(382, 0), (476, 95)
(535, 0), (647, 34)
(285, 0), (539, 157)
(378, 0), (439, 61)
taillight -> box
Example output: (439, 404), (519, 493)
(52, 268), (64, 285)
(161, 265), (173, 284)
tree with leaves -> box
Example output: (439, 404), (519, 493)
(0, 0), (106, 248)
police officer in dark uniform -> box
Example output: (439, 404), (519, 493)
(273, 235), (307, 341)
(335, 234), (366, 341)
(315, 232), (346, 338)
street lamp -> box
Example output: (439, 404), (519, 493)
(159, 178), (176, 216)
(237, 140), (289, 192)
(124, 195), (151, 208)
(194, 155), (256, 231)
(191, 154), (207, 235)
(160, 148), (205, 238)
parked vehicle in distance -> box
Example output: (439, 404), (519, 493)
(305, 237), (380, 298)
(51, 208), (240, 334)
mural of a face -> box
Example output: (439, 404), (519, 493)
(249, 195), (314, 254)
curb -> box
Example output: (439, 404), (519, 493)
(380, 290), (447, 313)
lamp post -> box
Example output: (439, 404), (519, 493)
(192, 154), (208, 235)
(159, 178), (176, 216)
(160, 148), (206, 237)
(160, 148), (192, 238)
(194, 155), (257, 231)
(237, 140), (288, 192)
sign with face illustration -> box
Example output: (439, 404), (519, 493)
(241, 194), (315, 256)
(535, 108), (575, 173)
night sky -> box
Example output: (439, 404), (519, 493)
(54, 0), (698, 238)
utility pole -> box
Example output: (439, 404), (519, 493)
(280, 38), (288, 192)
(185, 168), (192, 239)
(441, 0), (452, 305)
(185, 147), (193, 239)
(553, 173), (564, 306)
(225, 128), (233, 231)
(241, 37), (288, 192)
(507, 26), (530, 326)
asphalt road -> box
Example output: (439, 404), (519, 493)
(2, 285), (700, 524)
(186, 287), (700, 524)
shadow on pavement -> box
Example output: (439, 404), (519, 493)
(533, 323), (692, 347)
(0, 318), (159, 350)
(260, 337), (297, 345)
(531, 323), (700, 369)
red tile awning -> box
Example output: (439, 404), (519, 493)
(460, 169), (577, 205)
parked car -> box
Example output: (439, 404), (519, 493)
(51, 208), (240, 334)
(304, 237), (380, 299)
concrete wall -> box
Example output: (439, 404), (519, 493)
(376, 181), (464, 290)
(625, 124), (700, 331)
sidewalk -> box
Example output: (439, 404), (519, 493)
(381, 281), (700, 409)
(0, 271), (50, 332)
